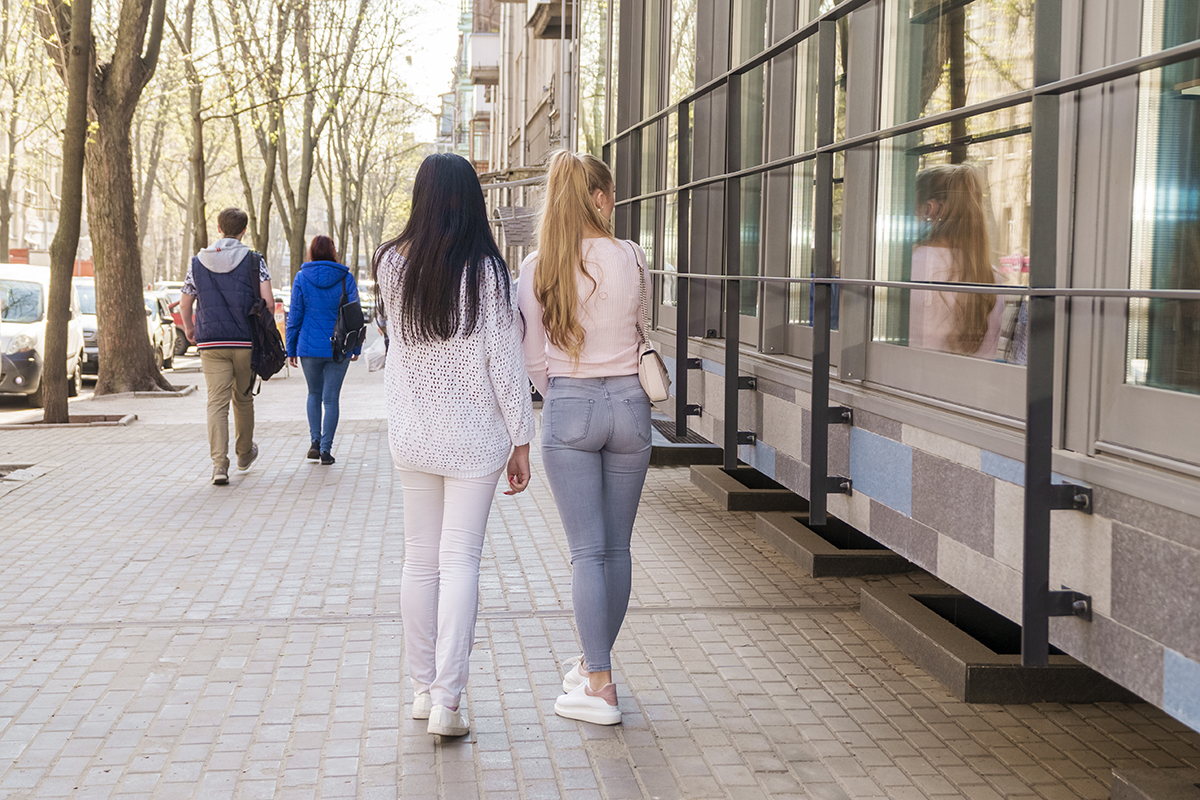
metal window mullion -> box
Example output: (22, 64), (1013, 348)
(809, 18), (838, 527)
(676, 101), (692, 438)
(724, 71), (743, 470)
(1022, 0), (1063, 670)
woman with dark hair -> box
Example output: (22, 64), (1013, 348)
(373, 153), (534, 738)
(286, 235), (361, 465)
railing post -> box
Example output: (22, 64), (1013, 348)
(1022, 0), (1063, 668)
(724, 73), (742, 471)
(809, 19), (837, 526)
(676, 101), (692, 438)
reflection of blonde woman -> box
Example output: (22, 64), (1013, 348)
(910, 164), (1003, 358)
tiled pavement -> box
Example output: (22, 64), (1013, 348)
(0, 361), (1198, 799)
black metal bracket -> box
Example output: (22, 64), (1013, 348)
(1047, 589), (1092, 622)
(1049, 483), (1093, 514)
(737, 431), (756, 445)
(738, 376), (757, 390)
(686, 358), (702, 369)
(705, 328), (718, 338)
(826, 475), (852, 494)
(826, 406), (852, 425)
(684, 404), (702, 417)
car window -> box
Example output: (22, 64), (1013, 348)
(0, 279), (44, 323)
(76, 284), (96, 315)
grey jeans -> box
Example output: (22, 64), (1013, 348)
(541, 375), (652, 673)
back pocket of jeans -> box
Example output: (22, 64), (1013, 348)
(548, 398), (594, 445)
(624, 398), (652, 443)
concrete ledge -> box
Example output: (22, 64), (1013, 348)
(89, 385), (196, 399)
(0, 413), (137, 430)
(861, 586), (1140, 704)
(649, 422), (723, 467)
(1112, 769), (1200, 800)
(757, 512), (914, 577)
(691, 465), (808, 512)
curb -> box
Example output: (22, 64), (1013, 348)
(0, 413), (138, 430)
(89, 385), (197, 400)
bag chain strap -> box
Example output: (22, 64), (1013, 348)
(628, 240), (652, 352)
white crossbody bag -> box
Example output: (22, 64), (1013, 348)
(627, 241), (672, 402)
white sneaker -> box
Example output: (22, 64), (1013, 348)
(427, 704), (469, 737)
(412, 692), (432, 720)
(554, 681), (621, 725)
(562, 655), (587, 693)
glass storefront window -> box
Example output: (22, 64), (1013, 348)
(1127, 1), (1200, 394)
(879, 0), (1033, 128)
(643, 0), (663, 115)
(741, 63), (766, 169)
(641, 120), (660, 195)
(739, 175), (761, 317)
(788, 154), (841, 327)
(873, 120), (1031, 362)
(640, 198), (658, 275)
(669, 0), (697, 106)
(578, 0), (610, 157)
(663, 191), (681, 306)
(609, 0), (620, 140)
(732, 0), (768, 65)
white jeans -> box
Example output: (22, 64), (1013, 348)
(398, 467), (502, 709)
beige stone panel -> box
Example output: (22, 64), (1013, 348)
(826, 486), (871, 534)
(901, 425), (982, 470)
(761, 393), (804, 459)
(1050, 512), (1113, 618)
(994, 480), (1024, 571)
(703, 373), (724, 428)
(936, 535), (1023, 622)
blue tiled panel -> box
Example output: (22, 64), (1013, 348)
(1164, 649), (1200, 733)
(739, 441), (777, 480)
(701, 358), (725, 378)
(849, 428), (913, 516)
(981, 451), (1081, 488)
(982, 451), (1024, 486)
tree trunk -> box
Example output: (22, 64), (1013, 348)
(42, 0), (93, 423)
(0, 108), (17, 262)
(87, 110), (172, 395)
(190, 85), (207, 251)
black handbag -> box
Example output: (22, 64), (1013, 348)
(331, 275), (366, 363)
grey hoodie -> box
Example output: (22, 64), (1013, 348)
(197, 238), (252, 273)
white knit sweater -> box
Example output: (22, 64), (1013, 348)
(378, 249), (535, 478)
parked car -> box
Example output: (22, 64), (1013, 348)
(76, 280), (177, 375)
(154, 281), (190, 356)
(144, 292), (177, 370)
(1, 264), (84, 406)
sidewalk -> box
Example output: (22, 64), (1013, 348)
(0, 360), (1197, 799)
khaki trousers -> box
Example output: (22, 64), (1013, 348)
(201, 348), (255, 470)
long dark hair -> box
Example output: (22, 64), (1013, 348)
(371, 153), (509, 342)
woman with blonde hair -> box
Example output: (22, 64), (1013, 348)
(517, 150), (652, 726)
(909, 163), (1004, 358)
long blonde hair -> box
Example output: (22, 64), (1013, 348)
(534, 150), (615, 360)
(916, 164), (995, 354)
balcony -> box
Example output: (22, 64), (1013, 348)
(526, 0), (573, 39)
(467, 32), (499, 86)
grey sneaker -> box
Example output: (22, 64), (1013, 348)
(212, 466), (229, 486)
(237, 443), (259, 471)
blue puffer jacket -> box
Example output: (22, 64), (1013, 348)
(286, 260), (363, 359)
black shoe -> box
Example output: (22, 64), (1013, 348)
(306, 441), (320, 461)
(320, 451), (335, 466)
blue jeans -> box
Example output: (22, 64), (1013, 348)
(300, 357), (351, 452)
(541, 375), (652, 673)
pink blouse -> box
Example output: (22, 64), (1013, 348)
(909, 245), (1003, 359)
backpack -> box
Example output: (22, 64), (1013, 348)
(247, 297), (287, 391)
(331, 274), (366, 363)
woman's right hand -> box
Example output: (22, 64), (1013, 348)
(504, 444), (531, 495)
(288, 357), (298, 368)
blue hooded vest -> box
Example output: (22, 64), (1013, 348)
(192, 251), (260, 347)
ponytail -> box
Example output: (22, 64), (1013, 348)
(533, 150), (615, 360)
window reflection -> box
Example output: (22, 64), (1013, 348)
(668, 0), (696, 106)
(789, 155), (841, 328)
(578, 0), (610, 157)
(740, 175), (761, 317)
(643, 0), (663, 115)
(731, 0), (768, 65)
(880, 0), (1033, 128)
(874, 124), (1030, 362)
(1128, 1), (1200, 394)
(640, 199), (658, 278)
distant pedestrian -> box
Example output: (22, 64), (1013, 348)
(179, 208), (275, 486)
(286, 235), (362, 466)
(517, 151), (652, 726)
(374, 153), (534, 738)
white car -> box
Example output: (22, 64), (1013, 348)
(0, 264), (84, 406)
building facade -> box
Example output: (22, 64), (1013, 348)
(573, 0), (1200, 733)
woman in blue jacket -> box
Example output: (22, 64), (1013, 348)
(286, 235), (361, 465)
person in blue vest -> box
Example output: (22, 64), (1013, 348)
(286, 235), (361, 466)
(179, 207), (276, 486)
